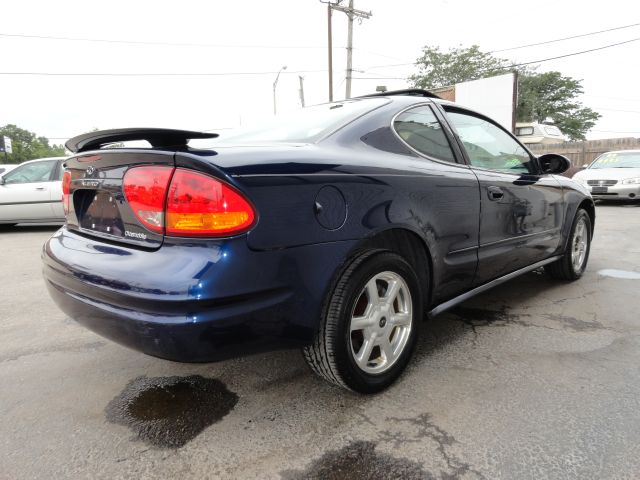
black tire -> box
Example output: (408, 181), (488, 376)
(303, 250), (423, 393)
(545, 209), (592, 280)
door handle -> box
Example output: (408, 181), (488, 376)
(35, 187), (46, 191)
(487, 186), (504, 201)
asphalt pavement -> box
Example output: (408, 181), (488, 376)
(1, 204), (639, 479)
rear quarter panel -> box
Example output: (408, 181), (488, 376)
(197, 103), (482, 304)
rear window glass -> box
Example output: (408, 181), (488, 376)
(215, 98), (388, 144)
(516, 126), (534, 136)
(393, 106), (456, 162)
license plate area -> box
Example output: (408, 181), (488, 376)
(591, 186), (608, 194)
(75, 190), (125, 236)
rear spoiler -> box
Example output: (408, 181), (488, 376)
(357, 88), (441, 99)
(65, 128), (219, 153)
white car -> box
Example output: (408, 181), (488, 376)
(0, 157), (67, 225)
(573, 150), (640, 201)
(0, 164), (17, 176)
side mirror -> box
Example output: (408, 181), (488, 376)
(0, 176), (5, 185)
(538, 153), (571, 175)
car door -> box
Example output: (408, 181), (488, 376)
(440, 106), (564, 285)
(0, 159), (59, 221)
(392, 104), (480, 302)
(49, 160), (65, 218)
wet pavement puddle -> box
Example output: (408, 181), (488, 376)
(106, 375), (238, 448)
(598, 269), (640, 280)
(281, 441), (431, 480)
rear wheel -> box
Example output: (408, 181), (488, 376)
(303, 250), (423, 393)
(546, 209), (592, 280)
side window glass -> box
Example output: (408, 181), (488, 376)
(3, 160), (57, 184)
(446, 111), (534, 173)
(393, 106), (456, 163)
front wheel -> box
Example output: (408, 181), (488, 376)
(303, 250), (423, 393)
(546, 209), (592, 280)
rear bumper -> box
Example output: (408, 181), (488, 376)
(42, 227), (357, 362)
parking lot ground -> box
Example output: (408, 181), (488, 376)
(1, 204), (640, 479)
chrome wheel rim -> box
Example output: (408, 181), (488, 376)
(349, 271), (413, 375)
(571, 218), (588, 272)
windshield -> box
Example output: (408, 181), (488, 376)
(215, 98), (388, 144)
(590, 151), (640, 169)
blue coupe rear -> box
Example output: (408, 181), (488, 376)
(43, 91), (594, 392)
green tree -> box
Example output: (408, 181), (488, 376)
(516, 72), (599, 141)
(409, 45), (511, 88)
(409, 45), (600, 141)
(0, 124), (66, 163)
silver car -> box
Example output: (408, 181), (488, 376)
(0, 157), (66, 225)
(573, 150), (640, 201)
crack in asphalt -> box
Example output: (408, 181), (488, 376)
(378, 413), (486, 480)
(448, 306), (609, 334)
(280, 440), (435, 480)
(0, 340), (106, 363)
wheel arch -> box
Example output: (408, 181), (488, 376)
(579, 199), (596, 238)
(350, 227), (434, 312)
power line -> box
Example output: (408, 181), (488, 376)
(490, 22), (640, 53)
(507, 37), (640, 67)
(0, 69), (327, 77)
(359, 36), (640, 72)
(591, 129), (640, 134)
(593, 106), (640, 114)
(0, 32), (332, 50)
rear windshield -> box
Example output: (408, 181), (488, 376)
(590, 151), (640, 169)
(216, 98), (388, 144)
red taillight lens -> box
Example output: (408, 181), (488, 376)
(62, 171), (71, 216)
(123, 166), (174, 233)
(166, 169), (255, 237)
(122, 166), (255, 237)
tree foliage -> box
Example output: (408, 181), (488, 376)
(409, 45), (601, 141)
(516, 72), (599, 141)
(409, 45), (511, 89)
(0, 124), (66, 163)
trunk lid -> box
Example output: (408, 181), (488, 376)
(64, 150), (175, 248)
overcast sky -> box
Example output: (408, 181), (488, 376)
(2, 0), (639, 146)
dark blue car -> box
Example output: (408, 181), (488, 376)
(42, 90), (594, 393)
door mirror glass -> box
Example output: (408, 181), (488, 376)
(538, 154), (571, 174)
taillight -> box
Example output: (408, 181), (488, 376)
(122, 166), (255, 237)
(166, 169), (255, 237)
(62, 171), (71, 216)
(123, 166), (174, 233)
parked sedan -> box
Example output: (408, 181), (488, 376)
(573, 150), (640, 201)
(0, 157), (66, 225)
(0, 164), (17, 176)
(42, 90), (594, 393)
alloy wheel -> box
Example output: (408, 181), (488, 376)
(349, 271), (413, 374)
(571, 218), (588, 272)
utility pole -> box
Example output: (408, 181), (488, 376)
(273, 65), (287, 115)
(345, 0), (354, 99)
(298, 76), (306, 107)
(329, 1), (371, 99)
(327, 3), (333, 101)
